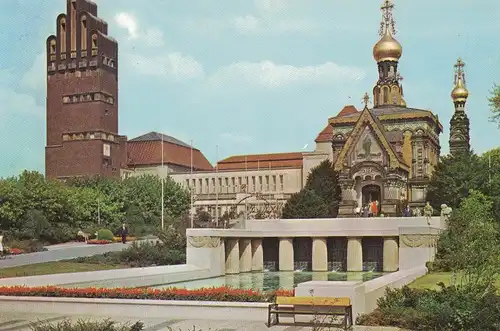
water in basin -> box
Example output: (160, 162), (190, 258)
(151, 271), (385, 292)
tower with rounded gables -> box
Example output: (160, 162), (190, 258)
(449, 58), (471, 155)
(45, 0), (126, 180)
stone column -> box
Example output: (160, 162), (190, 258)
(347, 237), (363, 272)
(383, 237), (399, 272)
(225, 238), (240, 274)
(312, 237), (328, 271)
(239, 239), (252, 273)
(251, 239), (264, 271)
(279, 238), (294, 271)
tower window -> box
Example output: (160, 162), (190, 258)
(81, 16), (87, 51)
(60, 18), (66, 54)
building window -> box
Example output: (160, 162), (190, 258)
(279, 175), (284, 191)
(272, 175), (277, 191)
(81, 16), (87, 51)
(211, 178), (215, 193)
(205, 178), (209, 193)
(265, 176), (269, 191)
(218, 178), (222, 193)
(59, 19), (66, 54)
(258, 176), (263, 191)
(198, 179), (203, 194)
(185, 179), (189, 188)
(252, 177), (256, 192)
(103, 143), (110, 157)
(232, 177), (236, 193)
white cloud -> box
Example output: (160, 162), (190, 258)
(220, 132), (254, 144)
(208, 60), (366, 88)
(125, 52), (204, 80)
(20, 52), (46, 93)
(115, 12), (139, 39)
(254, 0), (288, 12)
(0, 87), (44, 117)
(233, 15), (259, 32)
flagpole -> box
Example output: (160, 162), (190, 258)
(190, 140), (194, 228)
(257, 159), (260, 215)
(161, 133), (164, 230)
(245, 155), (248, 221)
(215, 145), (219, 226)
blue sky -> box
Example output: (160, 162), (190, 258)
(1, 0), (499, 176)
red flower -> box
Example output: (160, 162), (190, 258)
(0, 285), (293, 302)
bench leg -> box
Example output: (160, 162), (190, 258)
(349, 306), (353, 328)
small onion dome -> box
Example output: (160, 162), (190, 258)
(451, 78), (469, 102)
(400, 98), (407, 107)
(373, 28), (403, 63)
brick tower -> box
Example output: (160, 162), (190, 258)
(45, 0), (126, 180)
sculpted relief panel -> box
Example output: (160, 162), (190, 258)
(187, 236), (221, 248)
(351, 127), (384, 164)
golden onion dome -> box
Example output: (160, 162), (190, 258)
(451, 77), (469, 102)
(373, 28), (403, 63)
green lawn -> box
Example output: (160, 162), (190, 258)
(409, 272), (500, 290)
(408, 272), (454, 290)
(0, 262), (128, 279)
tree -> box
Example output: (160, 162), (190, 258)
(303, 159), (342, 217)
(488, 84), (500, 126)
(436, 191), (500, 290)
(426, 151), (485, 211)
(282, 189), (329, 219)
(479, 148), (500, 220)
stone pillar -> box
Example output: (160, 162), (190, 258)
(239, 239), (252, 273)
(225, 238), (240, 274)
(279, 238), (294, 271)
(251, 239), (264, 271)
(347, 237), (363, 272)
(383, 237), (399, 272)
(312, 237), (328, 271)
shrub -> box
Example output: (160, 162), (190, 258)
(30, 318), (144, 331)
(97, 229), (114, 241)
(356, 285), (500, 331)
(0, 285), (292, 303)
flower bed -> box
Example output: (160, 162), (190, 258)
(5, 248), (24, 255)
(112, 237), (137, 243)
(0, 286), (294, 302)
(86, 240), (112, 245)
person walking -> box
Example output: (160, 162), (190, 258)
(120, 224), (129, 244)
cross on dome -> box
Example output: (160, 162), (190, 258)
(379, 0), (396, 36)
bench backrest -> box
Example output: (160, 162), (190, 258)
(276, 296), (351, 307)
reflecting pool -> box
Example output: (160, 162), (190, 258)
(151, 271), (386, 292)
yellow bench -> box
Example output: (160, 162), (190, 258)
(267, 296), (353, 329)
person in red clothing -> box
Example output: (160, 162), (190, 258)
(370, 200), (378, 217)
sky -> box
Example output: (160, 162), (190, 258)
(0, 0), (499, 176)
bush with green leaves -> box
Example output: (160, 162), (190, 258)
(30, 319), (144, 331)
(357, 285), (500, 331)
(72, 228), (186, 267)
(97, 229), (114, 241)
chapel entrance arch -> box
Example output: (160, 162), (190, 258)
(362, 184), (381, 205)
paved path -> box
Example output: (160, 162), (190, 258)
(0, 242), (134, 269)
(0, 312), (403, 331)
